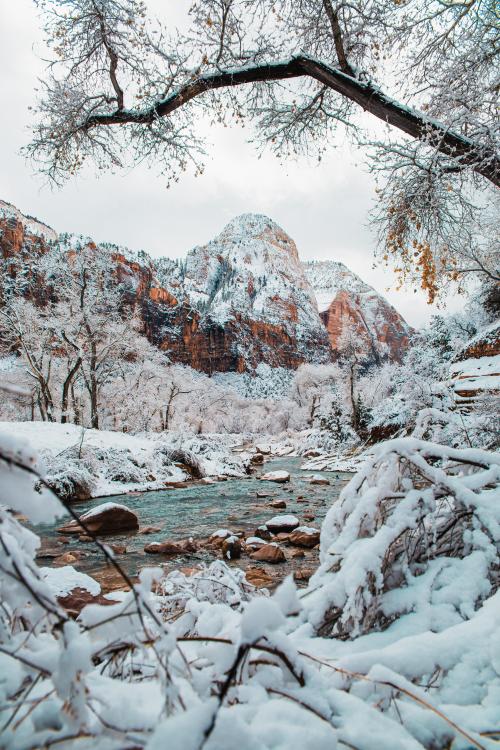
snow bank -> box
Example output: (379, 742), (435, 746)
(1, 422), (250, 500)
(40, 565), (101, 597)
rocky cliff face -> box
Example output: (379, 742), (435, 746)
(304, 260), (412, 362)
(0, 201), (411, 372)
(450, 322), (500, 404)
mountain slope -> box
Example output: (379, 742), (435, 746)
(304, 260), (412, 362)
(0, 201), (411, 372)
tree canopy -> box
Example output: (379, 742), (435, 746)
(28, 0), (499, 299)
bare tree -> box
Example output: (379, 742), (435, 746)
(26, 1), (499, 298)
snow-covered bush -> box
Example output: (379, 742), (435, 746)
(306, 437), (500, 639)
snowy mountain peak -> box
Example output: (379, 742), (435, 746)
(215, 213), (299, 260)
(0, 199), (411, 371)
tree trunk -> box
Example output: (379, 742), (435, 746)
(61, 358), (82, 424)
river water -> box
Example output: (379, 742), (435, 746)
(35, 456), (351, 585)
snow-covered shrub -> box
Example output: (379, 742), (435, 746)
(306, 437), (500, 639)
(154, 561), (263, 634)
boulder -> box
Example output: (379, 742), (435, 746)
(270, 499), (287, 509)
(254, 525), (272, 541)
(209, 529), (233, 548)
(251, 453), (264, 465)
(245, 567), (274, 588)
(244, 536), (266, 551)
(57, 502), (139, 536)
(144, 540), (183, 555)
(256, 491), (271, 498)
(260, 470), (290, 483)
(309, 474), (330, 485)
(255, 444), (271, 455)
(265, 514), (300, 533)
(57, 587), (115, 617)
(289, 526), (320, 548)
(40, 565), (113, 616)
(302, 512), (316, 522)
(293, 567), (314, 582)
(222, 536), (242, 560)
(290, 548), (305, 558)
(250, 543), (286, 563)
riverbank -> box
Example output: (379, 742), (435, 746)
(1, 421), (251, 500)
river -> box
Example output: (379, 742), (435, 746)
(34, 456), (352, 587)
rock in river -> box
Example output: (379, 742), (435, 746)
(265, 514), (300, 533)
(58, 502), (139, 535)
(309, 474), (330, 485)
(144, 540), (184, 555)
(222, 536), (242, 560)
(260, 470), (290, 483)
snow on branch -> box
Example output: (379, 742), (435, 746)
(306, 437), (500, 639)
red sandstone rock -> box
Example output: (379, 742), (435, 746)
(221, 536), (242, 560)
(289, 527), (320, 548)
(57, 587), (115, 617)
(293, 568), (314, 582)
(144, 540), (183, 555)
(58, 503), (139, 535)
(270, 499), (287, 509)
(250, 543), (286, 563)
(245, 567), (274, 588)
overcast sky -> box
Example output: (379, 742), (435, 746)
(0, 0), (464, 328)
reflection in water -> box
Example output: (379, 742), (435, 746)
(34, 456), (351, 580)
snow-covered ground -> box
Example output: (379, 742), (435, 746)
(0, 422), (250, 500)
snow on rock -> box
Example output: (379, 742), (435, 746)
(304, 259), (412, 362)
(260, 470), (290, 483)
(265, 514), (300, 532)
(40, 565), (101, 597)
(289, 526), (321, 548)
(0, 422), (249, 500)
(450, 352), (500, 402)
(58, 502), (139, 534)
(301, 451), (371, 473)
(210, 529), (233, 539)
(449, 321), (500, 403)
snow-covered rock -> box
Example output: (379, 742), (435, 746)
(260, 470), (290, 483)
(265, 514), (300, 532)
(58, 502), (139, 535)
(288, 526), (320, 547)
(450, 322), (500, 403)
(40, 565), (101, 597)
